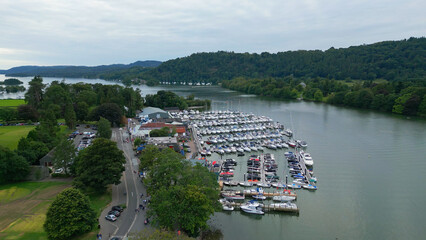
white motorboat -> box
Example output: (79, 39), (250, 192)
(256, 182), (271, 188)
(272, 195), (296, 201)
(239, 181), (253, 187)
(252, 194), (267, 200)
(240, 203), (264, 215)
(303, 184), (317, 190)
(222, 203), (234, 211)
(300, 150), (314, 166)
(287, 183), (302, 189)
(257, 146), (264, 151)
(271, 182), (286, 188)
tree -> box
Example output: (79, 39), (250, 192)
(73, 138), (125, 192)
(149, 185), (215, 237)
(90, 103), (123, 126)
(52, 137), (76, 175)
(313, 89), (323, 102)
(44, 188), (96, 240)
(16, 138), (49, 165)
(17, 104), (39, 121)
(97, 117), (112, 139)
(0, 146), (30, 184)
(25, 76), (45, 109)
(149, 127), (171, 137)
(75, 101), (89, 121)
(64, 103), (76, 129)
(0, 107), (17, 122)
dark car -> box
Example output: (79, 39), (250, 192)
(110, 237), (121, 240)
(112, 205), (124, 212)
(105, 214), (117, 222)
(108, 210), (120, 217)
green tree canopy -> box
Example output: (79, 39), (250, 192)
(64, 103), (76, 129)
(44, 188), (96, 240)
(25, 76), (45, 109)
(97, 117), (112, 139)
(73, 138), (125, 192)
(0, 146), (30, 184)
(52, 137), (76, 175)
(90, 102), (123, 126)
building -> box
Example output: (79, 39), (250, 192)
(138, 107), (170, 120)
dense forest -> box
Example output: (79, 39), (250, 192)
(1, 61), (161, 80)
(135, 37), (425, 84)
(222, 77), (426, 117)
(144, 90), (211, 110)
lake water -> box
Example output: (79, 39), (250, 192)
(1, 75), (425, 239)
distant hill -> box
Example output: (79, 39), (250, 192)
(133, 37), (425, 84)
(2, 60), (162, 79)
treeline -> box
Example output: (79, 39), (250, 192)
(222, 77), (426, 117)
(3, 61), (161, 79)
(1, 76), (144, 125)
(144, 90), (211, 110)
(129, 37), (425, 84)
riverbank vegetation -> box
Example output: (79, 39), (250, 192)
(140, 146), (220, 237)
(222, 77), (426, 118)
(144, 91), (211, 110)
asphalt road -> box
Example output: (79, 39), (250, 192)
(99, 128), (149, 240)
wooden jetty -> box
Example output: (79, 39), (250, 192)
(228, 202), (299, 213)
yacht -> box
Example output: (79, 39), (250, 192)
(240, 202), (264, 215)
(302, 184), (317, 190)
(300, 150), (314, 166)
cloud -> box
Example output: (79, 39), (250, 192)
(0, 0), (425, 68)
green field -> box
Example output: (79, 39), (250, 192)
(0, 181), (112, 240)
(0, 126), (35, 150)
(0, 181), (71, 240)
(0, 99), (25, 107)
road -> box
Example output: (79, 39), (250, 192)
(99, 128), (149, 239)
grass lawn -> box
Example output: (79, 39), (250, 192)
(0, 181), (71, 240)
(0, 125), (35, 150)
(0, 99), (25, 107)
(0, 181), (112, 240)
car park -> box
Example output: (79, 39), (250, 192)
(105, 214), (117, 222)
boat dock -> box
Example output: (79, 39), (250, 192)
(296, 149), (312, 183)
(228, 202), (299, 213)
(221, 190), (297, 198)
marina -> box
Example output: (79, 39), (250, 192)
(176, 109), (318, 217)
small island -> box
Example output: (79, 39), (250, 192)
(0, 78), (25, 93)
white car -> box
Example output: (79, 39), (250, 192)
(54, 168), (63, 174)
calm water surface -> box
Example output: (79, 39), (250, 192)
(2, 76), (425, 239)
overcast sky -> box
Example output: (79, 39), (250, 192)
(0, 0), (424, 69)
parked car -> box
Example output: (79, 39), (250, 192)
(112, 205), (124, 212)
(105, 214), (117, 222)
(108, 210), (120, 217)
(110, 237), (121, 240)
(54, 168), (63, 174)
